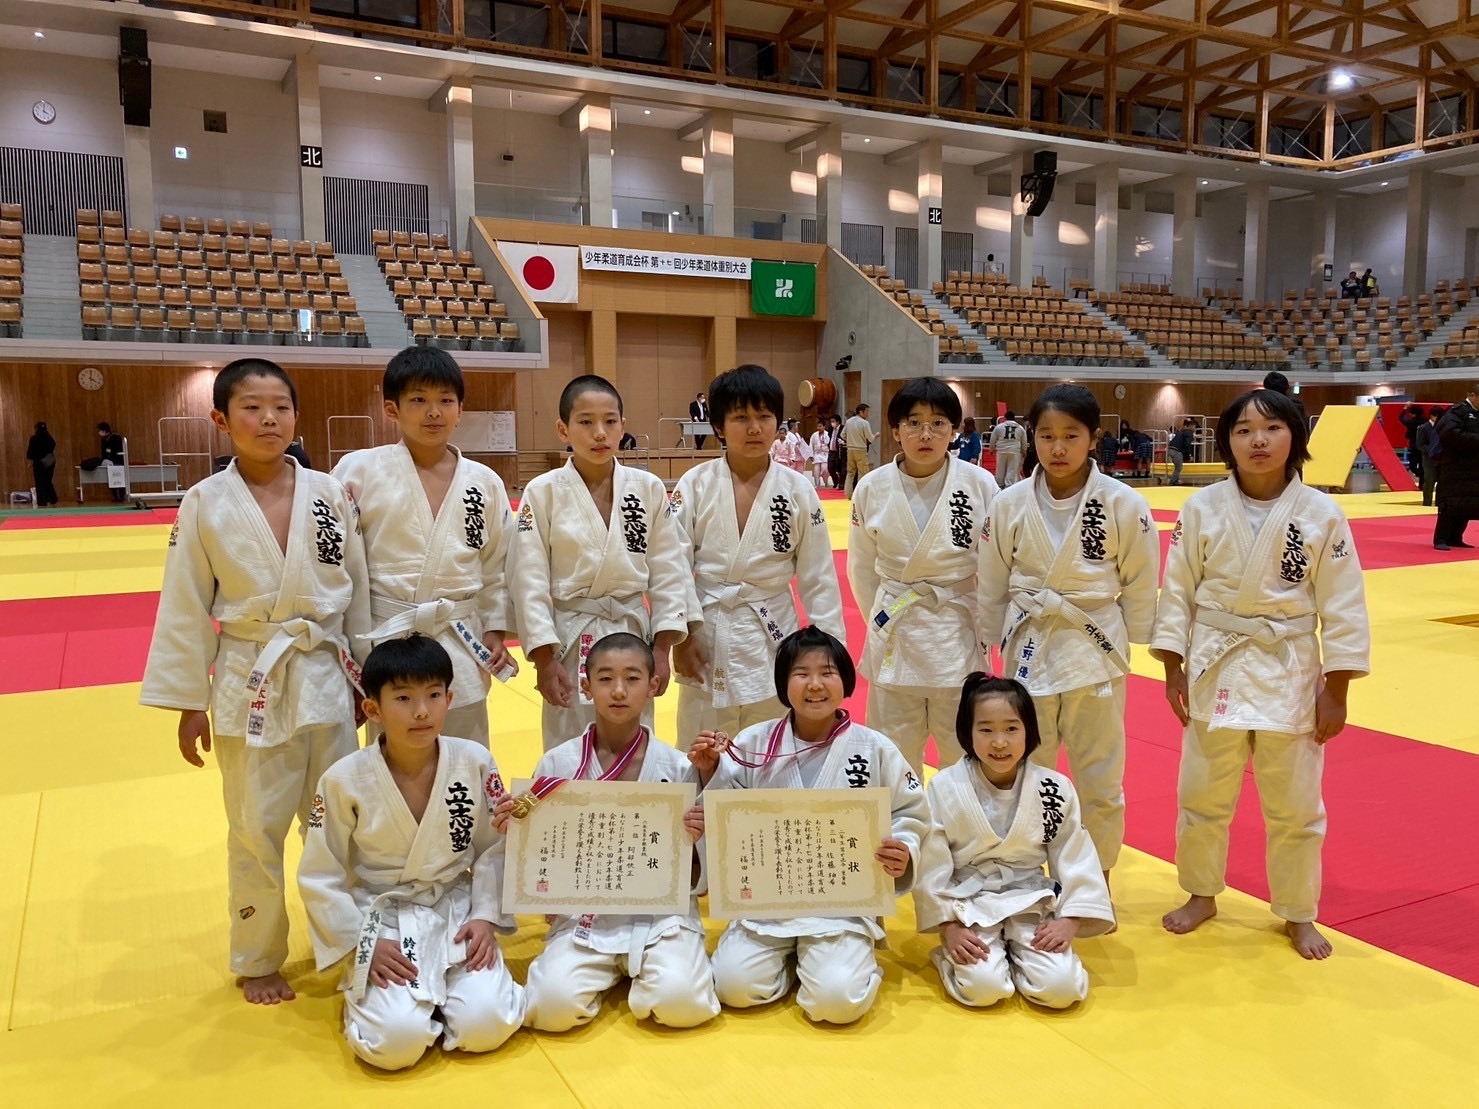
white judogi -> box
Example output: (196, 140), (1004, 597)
(298, 738), (525, 1070)
(509, 460), (689, 749)
(978, 463), (1160, 869)
(809, 430), (831, 486)
(334, 443), (514, 748)
(989, 420), (1026, 486)
(140, 458), (370, 979)
(849, 457), (1000, 774)
(1151, 477), (1370, 922)
(709, 718), (929, 1025)
(522, 735), (719, 1030)
(670, 459), (845, 746)
(915, 760), (1112, 1008)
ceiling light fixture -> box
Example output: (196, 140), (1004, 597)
(1380, 180), (1388, 186)
(1200, 179), (1208, 185)
(643, 109), (651, 115)
(863, 137), (871, 143)
(34, 30), (45, 38)
(373, 75), (383, 82)
(1329, 70), (1353, 90)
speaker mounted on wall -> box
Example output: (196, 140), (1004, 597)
(1019, 149), (1058, 219)
(118, 27), (152, 128)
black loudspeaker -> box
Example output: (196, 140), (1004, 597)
(1021, 149), (1058, 218)
(1033, 150), (1057, 176)
(119, 28), (151, 127)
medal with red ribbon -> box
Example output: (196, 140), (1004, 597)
(509, 724), (649, 819)
(720, 710), (851, 769)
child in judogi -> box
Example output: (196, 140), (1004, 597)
(809, 423), (832, 488)
(495, 633), (719, 1031)
(850, 377), (1000, 775)
(510, 375), (690, 749)
(915, 674), (1113, 1009)
(1153, 389), (1370, 960)
(978, 384), (1160, 890)
(670, 365), (845, 746)
(139, 358), (370, 1004)
(298, 636), (525, 1069)
(689, 627), (929, 1025)
(334, 347), (517, 749)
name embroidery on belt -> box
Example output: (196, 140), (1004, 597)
(1080, 498), (1107, 561)
(620, 492), (648, 553)
(445, 779), (475, 852)
(1039, 777), (1066, 844)
(948, 489), (973, 548)
(1280, 522), (1309, 582)
(311, 498), (344, 565)
(769, 494), (793, 553)
(463, 486), (486, 548)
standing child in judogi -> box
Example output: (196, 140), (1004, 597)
(978, 384), (1160, 888)
(689, 627), (928, 1026)
(809, 422), (832, 488)
(670, 365), (845, 746)
(497, 633), (719, 1031)
(989, 411), (1025, 487)
(298, 636), (525, 1070)
(915, 674), (1112, 1009)
(140, 358), (370, 1004)
(334, 347), (517, 749)
(510, 375), (690, 750)
(849, 377), (999, 775)
(1153, 389), (1369, 960)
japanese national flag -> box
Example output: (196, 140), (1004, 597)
(497, 241), (580, 303)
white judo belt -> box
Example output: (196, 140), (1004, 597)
(555, 593), (645, 704)
(871, 576), (974, 674)
(1004, 589), (1129, 674)
(367, 595), (513, 681)
(351, 882), (455, 1002)
(225, 617), (362, 746)
(694, 577), (794, 704)
(947, 862), (1053, 899)
(1191, 609), (1318, 685)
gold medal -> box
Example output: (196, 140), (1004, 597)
(510, 793), (539, 819)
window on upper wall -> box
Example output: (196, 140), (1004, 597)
(1268, 120), (1321, 159)
(1128, 102), (1181, 141)
(837, 54), (873, 96)
(1426, 93), (1465, 138)
(311, 0), (420, 28)
(602, 17), (667, 64)
(727, 37), (778, 82)
(680, 27), (713, 73)
(887, 61), (925, 105)
(1203, 114), (1254, 151)
(1060, 91), (1105, 130)
(464, 1), (549, 46)
(1333, 115), (1372, 158)
(977, 77), (1044, 121)
(789, 42), (824, 89)
(939, 70), (964, 110)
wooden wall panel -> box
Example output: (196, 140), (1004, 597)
(735, 319), (821, 426)
(0, 360), (516, 503)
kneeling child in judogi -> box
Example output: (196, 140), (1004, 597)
(915, 674), (1112, 1009)
(298, 635), (526, 1070)
(689, 626), (929, 1025)
(499, 632), (719, 1031)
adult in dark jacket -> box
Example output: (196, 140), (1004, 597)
(96, 421), (127, 502)
(1415, 407), (1444, 508)
(1398, 403), (1426, 479)
(1434, 387), (1479, 550)
(26, 421), (59, 506)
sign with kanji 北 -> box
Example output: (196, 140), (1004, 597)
(751, 260), (816, 317)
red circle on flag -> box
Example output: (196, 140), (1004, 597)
(523, 256), (555, 291)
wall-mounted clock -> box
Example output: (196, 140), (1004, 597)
(32, 100), (56, 125)
(78, 366), (104, 391)
(1114, 384), (1127, 400)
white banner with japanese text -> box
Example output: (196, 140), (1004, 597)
(580, 246), (752, 279)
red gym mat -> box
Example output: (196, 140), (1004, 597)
(0, 509), (178, 530)
(0, 592), (161, 694)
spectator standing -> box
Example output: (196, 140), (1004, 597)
(26, 421), (59, 506)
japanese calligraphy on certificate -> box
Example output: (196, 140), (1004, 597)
(503, 780), (696, 916)
(704, 788), (896, 920)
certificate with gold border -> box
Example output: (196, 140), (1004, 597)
(704, 787), (896, 920)
(503, 779), (696, 915)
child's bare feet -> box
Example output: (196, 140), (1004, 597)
(241, 971), (296, 1004)
(1162, 894), (1217, 934)
(1285, 920), (1333, 960)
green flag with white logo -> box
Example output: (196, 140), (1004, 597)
(751, 260), (816, 317)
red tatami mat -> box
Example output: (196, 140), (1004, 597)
(0, 509), (178, 530)
(0, 592), (160, 693)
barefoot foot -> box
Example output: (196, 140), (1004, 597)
(241, 971), (296, 1004)
(1285, 921), (1333, 960)
(1162, 895), (1217, 934)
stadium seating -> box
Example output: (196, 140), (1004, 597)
(371, 228), (519, 351)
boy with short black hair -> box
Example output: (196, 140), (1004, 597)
(140, 356), (369, 1004)
(497, 632), (718, 1030)
(299, 635), (525, 1069)
(670, 364), (844, 747)
(510, 375), (691, 749)
(334, 346), (517, 749)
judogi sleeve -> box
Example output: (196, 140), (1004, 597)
(668, 472), (705, 631)
(338, 482), (373, 666)
(645, 487), (690, 641)
(139, 489), (217, 713)
(1150, 499), (1204, 663)
(882, 740), (930, 894)
(1045, 783), (1114, 937)
(469, 755), (516, 933)
(509, 484), (558, 657)
(846, 479), (881, 623)
(1116, 495), (1162, 644)
(477, 480), (516, 637)
(297, 770), (362, 970)
(1313, 512), (1371, 677)
(911, 784), (956, 933)
(976, 499), (1012, 651)
(796, 484), (845, 640)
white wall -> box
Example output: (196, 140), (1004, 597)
(149, 67), (300, 234)
(473, 108), (581, 195)
(320, 86), (450, 235)
(0, 50), (123, 158)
